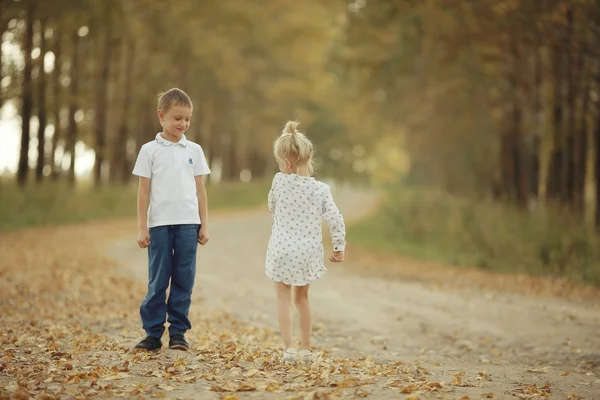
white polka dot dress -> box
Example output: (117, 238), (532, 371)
(266, 173), (346, 286)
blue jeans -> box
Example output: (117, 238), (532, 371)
(140, 224), (199, 338)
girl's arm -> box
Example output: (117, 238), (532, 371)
(322, 185), (346, 252)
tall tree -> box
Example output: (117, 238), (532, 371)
(17, 0), (35, 188)
(66, 29), (82, 186)
(0, 0), (6, 110)
(35, 17), (48, 182)
(115, 36), (136, 184)
(50, 23), (62, 180)
(596, 103), (600, 231)
(92, 4), (113, 187)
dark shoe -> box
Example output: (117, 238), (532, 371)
(169, 334), (189, 351)
(134, 336), (162, 351)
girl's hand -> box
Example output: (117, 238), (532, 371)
(329, 251), (344, 263)
(198, 226), (209, 245)
(137, 228), (150, 248)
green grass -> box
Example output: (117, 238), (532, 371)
(348, 185), (600, 287)
(0, 179), (272, 232)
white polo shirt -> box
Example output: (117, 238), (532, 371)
(132, 133), (211, 228)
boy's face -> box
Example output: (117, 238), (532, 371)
(158, 105), (192, 141)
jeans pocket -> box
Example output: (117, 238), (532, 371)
(179, 224), (199, 247)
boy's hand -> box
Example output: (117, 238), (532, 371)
(137, 228), (150, 248)
(198, 226), (209, 245)
(329, 251), (344, 263)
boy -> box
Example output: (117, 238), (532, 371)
(132, 88), (210, 352)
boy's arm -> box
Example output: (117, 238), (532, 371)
(136, 177), (151, 248)
(195, 175), (209, 245)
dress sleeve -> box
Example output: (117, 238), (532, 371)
(268, 173), (280, 214)
(322, 184), (346, 252)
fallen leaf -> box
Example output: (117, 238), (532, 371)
(212, 385), (234, 392)
(401, 385), (418, 394)
(386, 380), (403, 388)
(338, 377), (361, 388)
(236, 383), (256, 392)
(265, 382), (280, 392)
(527, 367), (548, 374)
(245, 368), (259, 377)
(102, 372), (130, 380)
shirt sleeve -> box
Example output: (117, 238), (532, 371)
(322, 184), (346, 252)
(132, 145), (151, 178)
(268, 173), (280, 214)
(194, 145), (211, 176)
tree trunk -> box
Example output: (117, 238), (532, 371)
(561, 7), (575, 205)
(35, 18), (48, 182)
(546, 45), (564, 201)
(504, 35), (527, 208)
(499, 122), (514, 201)
(222, 93), (238, 181)
(137, 94), (152, 157)
(107, 37), (123, 184)
(209, 90), (230, 182)
(205, 98), (217, 171)
(50, 25), (62, 180)
(116, 38), (135, 185)
(226, 130), (238, 181)
(573, 55), (591, 214)
(67, 30), (81, 186)
(17, 1), (35, 188)
(0, 0), (6, 110)
(249, 147), (267, 180)
(595, 108), (600, 232)
(93, 24), (113, 187)
(528, 45), (543, 207)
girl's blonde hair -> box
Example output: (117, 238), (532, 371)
(273, 121), (315, 175)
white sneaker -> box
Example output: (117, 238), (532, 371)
(299, 349), (313, 363)
(280, 348), (297, 364)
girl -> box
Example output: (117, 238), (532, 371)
(266, 121), (346, 364)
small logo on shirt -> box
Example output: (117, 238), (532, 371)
(188, 157), (193, 165)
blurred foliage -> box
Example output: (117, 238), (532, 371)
(3, 0), (598, 196)
(0, 179), (271, 231)
(1, 0), (372, 184)
(349, 185), (600, 286)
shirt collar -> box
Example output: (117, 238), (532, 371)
(155, 132), (188, 147)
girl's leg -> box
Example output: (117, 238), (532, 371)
(293, 285), (311, 350)
(274, 282), (293, 349)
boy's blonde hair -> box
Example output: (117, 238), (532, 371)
(157, 88), (193, 112)
(273, 121), (315, 175)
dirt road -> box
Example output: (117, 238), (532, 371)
(104, 185), (600, 399)
(2, 185), (598, 399)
